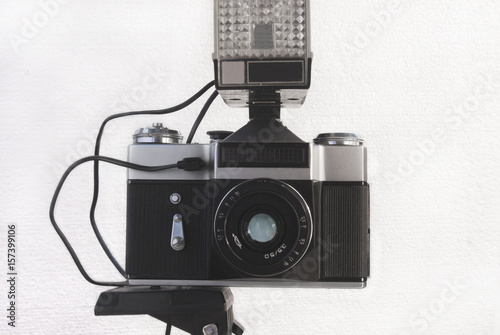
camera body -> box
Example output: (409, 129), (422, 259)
(125, 118), (369, 288)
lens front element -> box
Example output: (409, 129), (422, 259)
(246, 213), (278, 243)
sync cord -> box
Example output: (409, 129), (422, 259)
(90, 81), (216, 277)
(49, 156), (205, 287)
(50, 80), (217, 286)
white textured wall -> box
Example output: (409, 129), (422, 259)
(1, 1), (500, 334)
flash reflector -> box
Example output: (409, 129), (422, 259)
(214, 0), (312, 108)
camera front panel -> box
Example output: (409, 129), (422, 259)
(126, 180), (211, 280)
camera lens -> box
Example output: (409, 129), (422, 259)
(245, 213), (278, 243)
(214, 179), (313, 277)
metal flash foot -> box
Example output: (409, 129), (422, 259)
(95, 286), (244, 335)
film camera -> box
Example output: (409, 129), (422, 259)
(48, 1), (371, 333)
(125, 0), (370, 288)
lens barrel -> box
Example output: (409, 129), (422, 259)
(214, 179), (313, 277)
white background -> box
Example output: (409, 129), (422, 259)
(1, 0), (500, 334)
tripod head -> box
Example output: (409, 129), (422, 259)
(95, 286), (244, 335)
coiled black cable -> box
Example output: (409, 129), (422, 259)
(50, 80), (218, 286)
(49, 156), (205, 286)
(89, 81), (215, 277)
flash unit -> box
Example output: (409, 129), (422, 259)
(214, 0), (312, 108)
